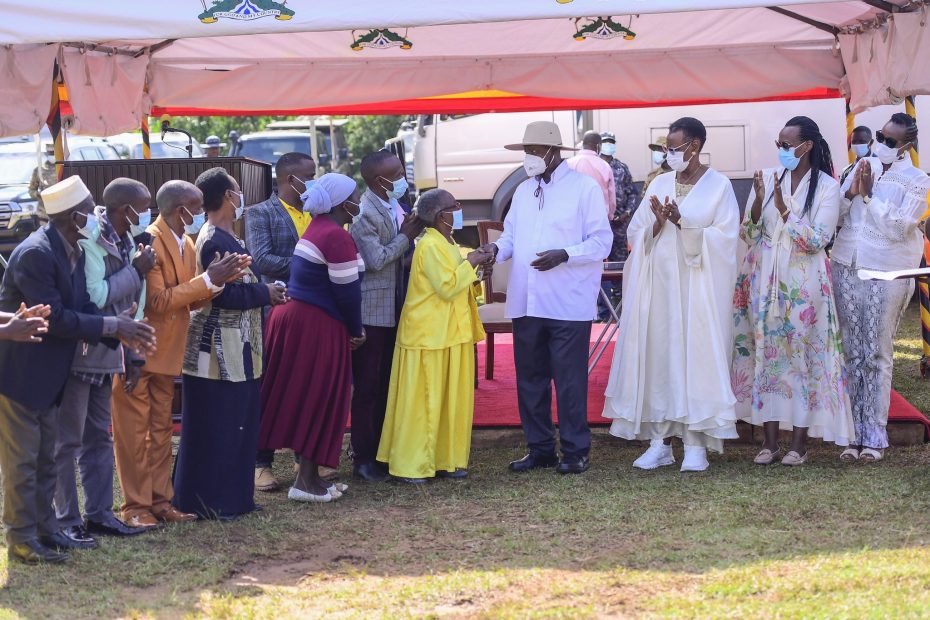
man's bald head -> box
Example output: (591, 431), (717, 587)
(102, 178), (151, 221)
(156, 180), (201, 216)
(582, 131), (602, 152)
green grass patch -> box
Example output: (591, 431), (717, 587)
(1, 303), (929, 618)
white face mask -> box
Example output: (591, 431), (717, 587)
(523, 147), (552, 177)
(665, 142), (694, 172)
(652, 151), (666, 166)
(872, 141), (903, 165)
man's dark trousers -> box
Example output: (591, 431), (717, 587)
(350, 325), (397, 464)
(513, 316), (591, 459)
(0, 394), (59, 545)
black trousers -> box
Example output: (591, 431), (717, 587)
(513, 317), (591, 459)
(350, 325), (397, 465)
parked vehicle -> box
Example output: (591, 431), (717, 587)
(230, 117), (350, 181)
(107, 133), (206, 159)
(411, 98), (927, 244)
(0, 134), (122, 253)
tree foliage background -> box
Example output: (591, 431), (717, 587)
(158, 115), (405, 180)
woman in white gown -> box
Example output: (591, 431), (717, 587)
(731, 116), (854, 466)
(602, 117), (740, 472)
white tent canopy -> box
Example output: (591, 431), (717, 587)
(0, 0), (927, 136)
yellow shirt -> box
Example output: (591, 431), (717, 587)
(280, 198), (312, 237)
(397, 228), (486, 350)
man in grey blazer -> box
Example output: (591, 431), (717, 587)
(350, 151), (423, 482)
(245, 152), (316, 492)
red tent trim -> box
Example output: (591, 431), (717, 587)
(151, 88), (841, 117)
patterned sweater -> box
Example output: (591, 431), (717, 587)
(183, 224), (270, 382)
(289, 216), (365, 338)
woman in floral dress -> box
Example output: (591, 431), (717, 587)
(731, 116), (854, 466)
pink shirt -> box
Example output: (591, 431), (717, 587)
(566, 149), (616, 218)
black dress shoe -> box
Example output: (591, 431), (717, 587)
(436, 468), (468, 479)
(353, 461), (389, 482)
(41, 527), (98, 551)
(509, 453), (559, 472)
(556, 456), (590, 475)
(85, 516), (147, 537)
(8, 540), (67, 565)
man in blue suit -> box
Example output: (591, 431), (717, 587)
(0, 176), (157, 565)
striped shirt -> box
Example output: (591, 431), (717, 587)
(288, 216), (365, 337)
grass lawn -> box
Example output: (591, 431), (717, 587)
(2, 304), (930, 619)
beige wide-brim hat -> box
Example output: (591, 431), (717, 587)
(648, 136), (668, 151)
(40, 176), (92, 215)
(505, 121), (579, 151)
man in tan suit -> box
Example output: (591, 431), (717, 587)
(111, 180), (249, 528)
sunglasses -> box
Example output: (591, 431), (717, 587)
(775, 140), (809, 151)
(875, 131), (903, 149)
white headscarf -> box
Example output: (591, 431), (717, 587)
(299, 173), (357, 216)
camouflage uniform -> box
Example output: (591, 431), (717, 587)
(606, 157), (639, 262)
(28, 162), (57, 222)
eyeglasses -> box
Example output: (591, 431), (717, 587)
(875, 131), (902, 149)
(666, 141), (693, 153)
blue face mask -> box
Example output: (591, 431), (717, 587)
(852, 143), (870, 159)
(128, 207), (152, 237)
(380, 176), (408, 201)
(183, 208), (206, 235)
(778, 146), (801, 171)
(600, 142), (617, 157)
(77, 211), (99, 240)
(451, 209), (463, 230)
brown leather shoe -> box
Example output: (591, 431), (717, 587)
(154, 506), (198, 523)
(255, 466), (280, 492)
(122, 511), (160, 529)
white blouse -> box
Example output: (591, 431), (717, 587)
(832, 157), (930, 272)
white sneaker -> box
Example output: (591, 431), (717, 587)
(680, 445), (709, 472)
(633, 439), (675, 470)
(287, 486), (333, 503)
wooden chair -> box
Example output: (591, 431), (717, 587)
(477, 220), (513, 380)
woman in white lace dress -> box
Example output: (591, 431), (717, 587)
(831, 113), (930, 462)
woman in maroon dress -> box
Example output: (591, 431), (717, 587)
(258, 173), (366, 503)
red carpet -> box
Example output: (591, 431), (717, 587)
(474, 330), (930, 440)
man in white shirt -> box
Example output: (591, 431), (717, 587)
(832, 113), (930, 461)
(567, 131), (617, 219)
(481, 121), (612, 474)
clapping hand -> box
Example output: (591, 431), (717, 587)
(663, 197), (681, 226)
(0, 303), (50, 342)
(206, 252), (252, 286)
(772, 172), (787, 218)
(859, 163), (874, 198)
(114, 303), (157, 357)
(752, 170), (766, 203)
(650, 195), (668, 227)
(132, 244), (157, 276)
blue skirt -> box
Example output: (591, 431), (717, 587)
(173, 375), (260, 519)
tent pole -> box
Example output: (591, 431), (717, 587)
(765, 7), (839, 35)
(846, 98), (855, 164)
(907, 94), (930, 377)
(141, 115), (152, 159)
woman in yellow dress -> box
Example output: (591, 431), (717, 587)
(377, 189), (491, 483)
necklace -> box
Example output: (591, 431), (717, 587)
(676, 163), (705, 187)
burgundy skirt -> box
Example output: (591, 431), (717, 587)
(258, 300), (352, 468)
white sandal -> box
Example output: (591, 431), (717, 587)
(859, 448), (884, 462)
(287, 487), (333, 503)
(840, 448), (860, 462)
